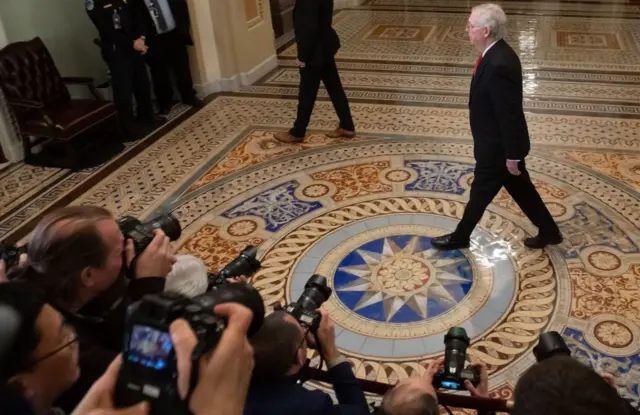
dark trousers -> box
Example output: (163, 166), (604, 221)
(290, 57), (354, 138)
(106, 49), (154, 133)
(146, 30), (196, 111)
(454, 160), (559, 239)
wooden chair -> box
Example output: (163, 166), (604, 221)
(0, 37), (120, 168)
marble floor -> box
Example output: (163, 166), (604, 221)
(2, 0), (640, 410)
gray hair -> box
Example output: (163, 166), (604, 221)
(164, 254), (209, 297)
(471, 3), (507, 40)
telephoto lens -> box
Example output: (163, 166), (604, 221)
(208, 246), (261, 287)
(118, 213), (182, 256)
(284, 275), (332, 332)
(432, 327), (480, 391)
(533, 331), (571, 362)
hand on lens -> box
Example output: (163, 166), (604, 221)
(71, 356), (150, 415)
(126, 229), (177, 279)
(315, 308), (340, 363)
(229, 275), (249, 284)
(506, 159), (521, 176)
(465, 360), (489, 398)
(423, 357), (445, 385)
(189, 303), (255, 415)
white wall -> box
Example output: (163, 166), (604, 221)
(0, 0), (109, 162)
(0, 0), (107, 83)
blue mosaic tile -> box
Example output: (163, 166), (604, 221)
(222, 180), (322, 232)
(405, 160), (474, 195)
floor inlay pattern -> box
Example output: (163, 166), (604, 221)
(3, 0), (639, 410)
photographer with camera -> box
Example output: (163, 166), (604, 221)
(73, 302), (256, 415)
(245, 300), (369, 415)
(6, 206), (177, 412)
(0, 281), (80, 415)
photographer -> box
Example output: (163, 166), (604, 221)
(72, 302), (255, 415)
(9, 206), (175, 412)
(512, 356), (637, 415)
(0, 281), (80, 415)
(245, 308), (369, 415)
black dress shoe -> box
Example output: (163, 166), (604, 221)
(431, 233), (470, 251)
(524, 233), (563, 249)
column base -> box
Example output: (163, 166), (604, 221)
(194, 53), (277, 96)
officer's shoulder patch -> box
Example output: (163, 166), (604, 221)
(85, 0), (94, 10)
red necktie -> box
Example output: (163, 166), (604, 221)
(473, 55), (482, 75)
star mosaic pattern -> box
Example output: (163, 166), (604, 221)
(334, 235), (474, 323)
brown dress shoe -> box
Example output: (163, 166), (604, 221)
(325, 128), (356, 139)
(274, 131), (304, 143)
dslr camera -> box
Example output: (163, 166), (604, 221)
(0, 242), (27, 269)
(432, 327), (481, 391)
(118, 213), (182, 256)
(533, 331), (570, 362)
(284, 274), (332, 333)
(115, 283), (265, 415)
(207, 246), (261, 288)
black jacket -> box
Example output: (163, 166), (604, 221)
(293, 0), (341, 66)
(136, 0), (193, 45)
(468, 39), (530, 166)
(244, 362), (369, 415)
(87, 0), (148, 56)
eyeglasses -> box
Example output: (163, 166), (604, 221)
(30, 324), (79, 366)
(466, 22), (481, 31)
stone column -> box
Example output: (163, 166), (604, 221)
(188, 0), (278, 95)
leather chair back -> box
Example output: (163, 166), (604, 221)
(0, 37), (70, 108)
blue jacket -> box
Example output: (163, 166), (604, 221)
(244, 361), (370, 415)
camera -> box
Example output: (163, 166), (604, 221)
(0, 242), (27, 270)
(115, 283), (265, 415)
(285, 275), (332, 332)
(207, 246), (261, 287)
(533, 331), (570, 362)
(432, 327), (481, 391)
(118, 214), (182, 256)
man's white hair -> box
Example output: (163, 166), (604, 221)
(164, 254), (209, 297)
(471, 3), (508, 40)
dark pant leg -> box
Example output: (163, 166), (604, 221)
(454, 164), (506, 240)
(131, 53), (154, 118)
(503, 161), (560, 235)
(107, 54), (135, 133)
(290, 65), (322, 138)
(321, 58), (354, 131)
(146, 38), (174, 112)
(167, 33), (196, 104)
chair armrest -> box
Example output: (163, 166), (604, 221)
(8, 99), (44, 109)
(61, 76), (95, 85)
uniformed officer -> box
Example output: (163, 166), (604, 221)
(86, 0), (158, 140)
(136, 0), (202, 117)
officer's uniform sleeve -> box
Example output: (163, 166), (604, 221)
(86, 1), (135, 49)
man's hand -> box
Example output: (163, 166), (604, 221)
(125, 230), (177, 279)
(189, 303), (255, 415)
(71, 357), (150, 415)
(229, 275), (249, 284)
(0, 253), (28, 283)
(296, 59), (306, 68)
(506, 159), (521, 176)
(600, 372), (617, 388)
(314, 308), (340, 364)
(133, 37), (148, 54)
(465, 360), (489, 398)
(423, 357), (445, 385)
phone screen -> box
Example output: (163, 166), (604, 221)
(127, 325), (174, 371)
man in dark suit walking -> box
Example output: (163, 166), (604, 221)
(136, 0), (202, 117)
(432, 4), (562, 251)
(274, 0), (356, 143)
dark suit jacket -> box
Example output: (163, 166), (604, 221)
(87, 0), (148, 55)
(244, 362), (370, 415)
(293, 0), (341, 66)
(468, 39), (530, 166)
(136, 0), (193, 45)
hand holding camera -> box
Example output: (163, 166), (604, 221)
(125, 230), (177, 279)
(465, 360), (489, 398)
